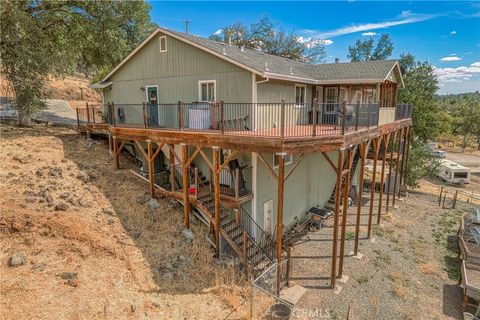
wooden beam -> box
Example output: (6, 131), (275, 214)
(276, 153), (285, 295)
(399, 127), (407, 188)
(386, 130), (397, 212)
(393, 128), (403, 205)
(322, 152), (337, 173)
(150, 142), (164, 164)
(217, 150), (239, 173)
(134, 140), (148, 160)
(354, 142), (367, 255)
(367, 137), (380, 238)
(331, 151), (344, 288)
(169, 144), (175, 192)
(185, 147), (200, 168)
(198, 147), (214, 171)
(257, 152), (277, 179)
(338, 148), (352, 278)
(284, 153), (305, 181)
(182, 144), (190, 229)
(377, 133), (390, 224)
(167, 143), (182, 164)
(113, 137), (119, 169)
(213, 147), (221, 257)
(147, 141), (155, 197)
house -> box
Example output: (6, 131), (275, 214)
(85, 27), (412, 289)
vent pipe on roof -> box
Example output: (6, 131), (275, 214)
(228, 35), (232, 46)
(222, 46), (226, 55)
(265, 61), (269, 71)
(185, 19), (190, 34)
(335, 58), (339, 64)
(289, 67), (293, 75)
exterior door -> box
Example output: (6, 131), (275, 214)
(323, 87), (339, 124)
(263, 200), (273, 235)
(147, 86), (158, 125)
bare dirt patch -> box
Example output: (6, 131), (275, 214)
(0, 124), (247, 319)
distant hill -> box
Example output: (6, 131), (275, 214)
(435, 91), (480, 112)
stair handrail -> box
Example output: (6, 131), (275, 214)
(233, 206), (277, 262)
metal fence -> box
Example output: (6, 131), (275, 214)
(75, 100), (410, 139)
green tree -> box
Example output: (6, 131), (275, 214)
(397, 53), (441, 187)
(347, 34), (393, 62)
(452, 95), (480, 151)
(209, 17), (326, 64)
(0, 0), (155, 126)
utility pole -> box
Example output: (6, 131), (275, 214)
(185, 19), (190, 34)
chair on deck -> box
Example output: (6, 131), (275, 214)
(228, 159), (249, 197)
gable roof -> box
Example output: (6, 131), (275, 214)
(100, 27), (404, 88)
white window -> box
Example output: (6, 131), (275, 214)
(273, 153), (293, 169)
(198, 80), (216, 102)
(159, 36), (167, 53)
(295, 84), (306, 107)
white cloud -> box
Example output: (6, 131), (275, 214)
(297, 37), (333, 46)
(450, 30), (457, 35)
(433, 61), (480, 83)
(440, 56), (462, 61)
(213, 29), (223, 36)
(361, 32), (377, 36)
(301, 11), (439, 39)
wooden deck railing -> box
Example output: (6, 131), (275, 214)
(77, 100), (412, 139)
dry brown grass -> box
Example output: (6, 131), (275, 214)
(417, 262), (443, 278)
(0, 124), (245, 319)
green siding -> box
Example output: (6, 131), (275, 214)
(104, 32), (252, 105)
(255, 152), (338, 231)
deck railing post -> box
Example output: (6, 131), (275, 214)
(355, 100), (360, 131)
(367, 103), (372, 129)
(142, 102), (147, 129)
(280, 99), (286, 140)
(341, 100), (346, 135)
(234, 208), (240, 224)
(111, 102), (116, 127)
(178, 101), (184, 130)
(312, 98), (318, 137)
(86, 102), (90, 124)
(220, 100), (225, 134)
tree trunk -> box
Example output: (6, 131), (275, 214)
(18, 110), (32, 127)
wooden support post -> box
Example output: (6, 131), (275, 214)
(402, 126), (412, 187)
(399, 127), (407, 188)
(234, 168), (240, 199)
(367, 138), (379, 238)
(181, 144), (190, 229)
(377, 133), (390, 224)
(213, 146), (221, 257)
(393, 128), (403, 205)
(234, 208), (240, 224)
(338, 148), (352, 278)
(312, 98), (318, 137)
(113, 137), (119, 169)
(280, 99), (285, 140)
(86, 103), (90, 123)
(147, 141), (155, 197)
(386, 131), (397, 212)
(453, 190), (458, 209)
(331, 149), (344, 289)
(354, 143), (366, 255)
(169, 145), (175, 191)
(276, 152), (286, 294)
(438, 186), (444, 206)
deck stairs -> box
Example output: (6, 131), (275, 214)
(326, 149), (361, 210)
(195, 193), (276, 277)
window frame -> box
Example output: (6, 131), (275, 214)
(273, 153), (293, 169)
(294, 84), (307, 108)
(159, 36), (167, 53)
(198, 80), (217, 102)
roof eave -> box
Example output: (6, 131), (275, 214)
(263, 72), (318, 84)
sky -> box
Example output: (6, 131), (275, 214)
(149, 1), (480, 94)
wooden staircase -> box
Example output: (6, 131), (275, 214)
(326, 149), (361, 210)
(195, 193), (275, 277)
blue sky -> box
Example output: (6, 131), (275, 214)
(149, 1), (480, 94)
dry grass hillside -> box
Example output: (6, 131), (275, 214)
(0, 124), (248, 319)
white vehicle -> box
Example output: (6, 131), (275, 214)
(437, 159), (471, 184)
